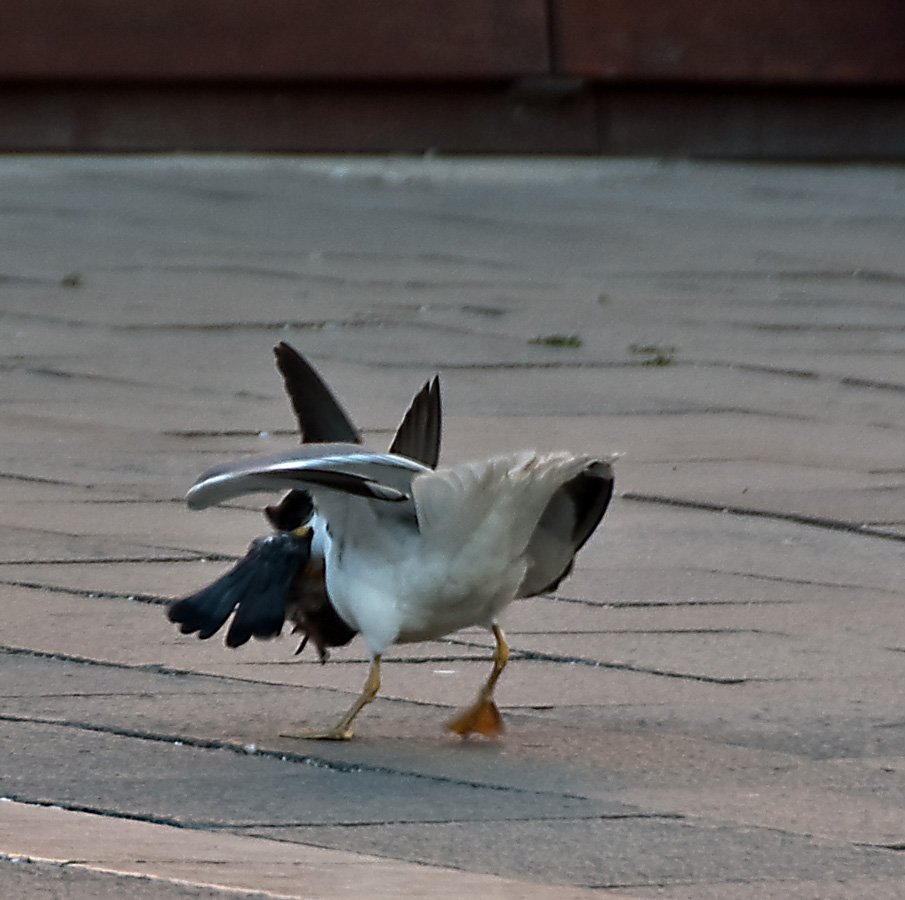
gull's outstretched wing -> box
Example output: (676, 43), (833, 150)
(268, 344), (441, 530)
(276, 341), (441, 468)
(389, 376), (442, 469)
(187, 444), (428, 511)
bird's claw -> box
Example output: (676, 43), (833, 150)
(280, 727), (354, 742)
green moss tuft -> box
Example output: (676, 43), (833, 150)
(61, 272), (83, 288)
(629, 343), (676, 366)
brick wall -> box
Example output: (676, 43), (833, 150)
(1, 1), (902, 155)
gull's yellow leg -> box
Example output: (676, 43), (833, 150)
(447, 624), (510, 738)
(282, 655), (381, 741)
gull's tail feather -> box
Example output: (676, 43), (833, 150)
(518, 459), (615, 597)
(167, 531), (312, 647)
(413, 452), (595, 548)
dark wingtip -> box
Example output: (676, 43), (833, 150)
(270, 343), (363, 528)
(273, 342), (362, 445)
(389, 374), (442, 468)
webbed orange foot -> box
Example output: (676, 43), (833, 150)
(446, 697), (504, 738)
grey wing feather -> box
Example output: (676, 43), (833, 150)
(186, 445), (426, 511)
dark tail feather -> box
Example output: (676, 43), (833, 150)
(225, 533), (311, 647)
(167, 562), (259, 640)
(168, 532), (311, 647)
(519, 461), (615, 597)
(565, 462), (615, 555)
(389, 375), (441, 469)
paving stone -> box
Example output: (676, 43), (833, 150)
(1, 155), (904, 896)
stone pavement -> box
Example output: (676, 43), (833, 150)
(1, 155), (904, 898)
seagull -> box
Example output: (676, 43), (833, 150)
(168, 342), (440, 661)
(179, 398), (615, 739)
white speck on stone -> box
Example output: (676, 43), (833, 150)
(244, 743), (257, 754)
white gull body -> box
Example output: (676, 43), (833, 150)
(187, 443), (614, 737)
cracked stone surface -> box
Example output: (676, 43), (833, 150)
(1, 155), (905, 898)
